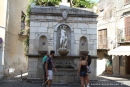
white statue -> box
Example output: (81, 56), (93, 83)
(60, 25), (68, 49)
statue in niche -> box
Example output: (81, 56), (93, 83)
(59, 25), (68, 49)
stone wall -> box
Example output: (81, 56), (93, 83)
(28, 56), (97, 82)
(28, 6), (97, 82)
(29, 6), (97, 56)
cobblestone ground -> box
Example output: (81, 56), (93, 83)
(0, 80), (130, 87)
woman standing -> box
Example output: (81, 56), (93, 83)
(77, 55), (88, 87)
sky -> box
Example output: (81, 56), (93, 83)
(92, 0), (99, 2)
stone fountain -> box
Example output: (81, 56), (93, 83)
(27, 0), (98, 84)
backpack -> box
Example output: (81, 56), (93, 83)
(87, 55), (91, 66)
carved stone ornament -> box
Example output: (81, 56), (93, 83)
(62, 10), (68, 20)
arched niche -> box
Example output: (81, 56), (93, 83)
(54, 23), (74, 55)
(56, 24), (71, 55)
(79, 36), (88, 51)
(39, 35), (48, 50)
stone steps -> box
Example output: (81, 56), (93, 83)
(50, 83), (80, 87)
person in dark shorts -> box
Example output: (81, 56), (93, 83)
(77, 55), (88, 87)
(45, 50), (57, 87)
(42, 51), (49, 86)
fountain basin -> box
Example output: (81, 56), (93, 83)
(80, 51), (89, 56)
(58, 48), (69, 56)
(38, 50), (47, 55)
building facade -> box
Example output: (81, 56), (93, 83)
(0, 0), (28, 77)
(97, 0), (130, 76)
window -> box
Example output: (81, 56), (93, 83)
(98, 29), (107, 49)
(124, 0), (130, 5)
(125, 16), (130, 41)
(20, 11), (26, 34)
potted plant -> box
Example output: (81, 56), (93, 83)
(121, 38), (125, 42)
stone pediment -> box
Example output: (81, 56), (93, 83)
(31, 6), (97, 17)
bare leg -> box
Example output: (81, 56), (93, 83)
(85, 74), (88, 86)
(44, 76), (47, 83)
(80, 77), (85, 87)
(44, 80), (48, 85)
(48, 80), (52, 87)
(43, 63), (47, 87)
(87, 75), (90, 87)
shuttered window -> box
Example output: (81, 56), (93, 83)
(98, 29), (107, 49)
(124, 0), (130, 5)
(125, 16), (130, 41)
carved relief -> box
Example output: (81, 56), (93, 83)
(62, 10), (68, 20)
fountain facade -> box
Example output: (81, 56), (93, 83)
(27, 1), (98, 83)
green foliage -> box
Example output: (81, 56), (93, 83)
(28, 0), (36, 4)
(24, 37), (29, 54)
(22, 1), (31, 55)
(30, 0), (61, 6)
(28, 0), (96, 8)
(72, 0), (96, 8)
(26, 4), (31, 26)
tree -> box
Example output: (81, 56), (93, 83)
(72, 0), (96, 8)
(29, 0), (61, 6)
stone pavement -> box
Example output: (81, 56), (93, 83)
(0, 80), (130, 87)
(0, 75), (130, 87)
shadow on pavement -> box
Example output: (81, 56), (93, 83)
(0, 74), (130, 87)
(90, 75), (130, 87)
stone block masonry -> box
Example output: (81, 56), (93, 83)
(28, 5), (98, 82)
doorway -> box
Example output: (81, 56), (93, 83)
(126, 56), (130, 75)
